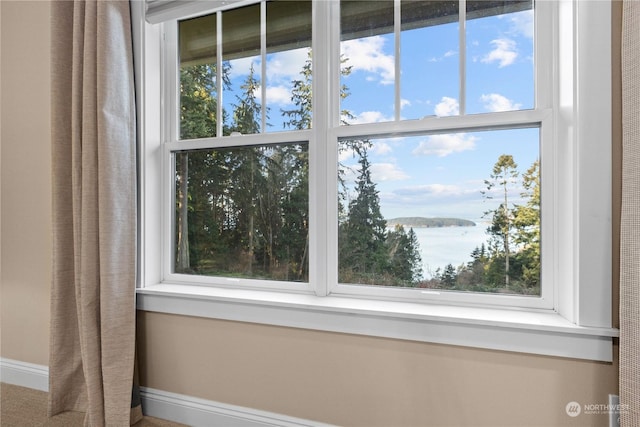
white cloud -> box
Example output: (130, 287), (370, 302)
(339, 146), (358, 163)
(266, 47), (310, 81)
(434, 97), (459, 117)
(371, 163), (409, 182)
(395, 184), (466, 197)
(341, 36), (395, 85)
(351, 110), (394, 124)
(401, 99), (411, 109)
(480, 93), (522, 112)
(229, 48), (310, 108)
(372, 142), (393, 156)
(258, 86), (309, 108)
(509, 10), (534, 39)
(383, 181), (491, 221)
(482, 38), (518, 68)
(412, 133), (477, 157)
(339, 158), (407, 186)
(428, 50), (457, 63)
(268, 86), (292, 105)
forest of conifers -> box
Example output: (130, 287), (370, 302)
(175, 54), (540, 295)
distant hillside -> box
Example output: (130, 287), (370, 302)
(387, 217), (476, 228)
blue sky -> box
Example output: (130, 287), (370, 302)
(220, 5), (537, 222)
(339, 7), (537, 221)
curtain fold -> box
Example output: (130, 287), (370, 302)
(49, 1), (141, 425)
(620, 1), (640, 426)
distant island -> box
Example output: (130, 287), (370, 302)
(387, 217), (476, 228)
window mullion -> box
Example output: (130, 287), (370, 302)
(216, 11), (223, 138)
(459, 0), (466, 115)
(163, 23), (178, 142)
(162, 22), (178, 281)
(329, 0), (341, 129)
(260, 0), (267, 133)
(311, 0), (332, 297)
(394, 0), (401, 122)
(535, 0), (554, 109)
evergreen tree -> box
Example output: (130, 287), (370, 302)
(175, 153), (190, 272)
(441, 264), (457, 288)
(175, 60), (240, 274)
(513, 159), (540, 290)
(281, 50), (312, 130)
(277, 53), (315, 280)
(386, 225), (413, 284)
(279, 144), (309, 281)
(180, 64), (217, 139)
(483, 154), (519, 288)
(407, 228), (423, 283)
(230, 63), (262, 135)
(340, 148), (388, 283)
(281, 51), (354, 130)
(339, 54), (355, 126)
(176, 63), (220, 272)
(230, 64), (263, 274)
(456, 243), (488, 289)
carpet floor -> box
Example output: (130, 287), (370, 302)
(1, 383), (188, 427)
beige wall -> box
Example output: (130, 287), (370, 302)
(1, 0), (52, 365)
(0, 1), (622, 426)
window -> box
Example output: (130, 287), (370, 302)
(134, 0), (617, 361)
(333, 0), (543, 301)
(336, 128), (540, 296)
(161, 1), (314, 291)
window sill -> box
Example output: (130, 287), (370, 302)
(136, 284), (618, 362)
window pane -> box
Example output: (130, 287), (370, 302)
(179, 14), (217, 139)
(175, 143), (309, 282)
(338, 128), (540, 295)
(267, 0), (312, 131)
(401, 1), (460, 119)
(223, 4), (262, 135)
(340, 0), (395, 124)
(466, 0), (534, 114)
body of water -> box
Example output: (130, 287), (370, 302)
(410, 222), (491, 278)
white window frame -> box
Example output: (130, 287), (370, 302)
(160, 9), (315, 293)
(132, 0), (618, 362)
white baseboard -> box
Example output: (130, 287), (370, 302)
(0, 358), (333, 427)
(139, 387), (333, 427)
(0, 358), (49, 391)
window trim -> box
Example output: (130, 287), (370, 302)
(136, 282), (616, 362)
(132, 0), (618, 362)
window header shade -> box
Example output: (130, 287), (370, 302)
(145, 0), (250, 24)
(147, 0), (531, 25)
(175, 0), (531, 67)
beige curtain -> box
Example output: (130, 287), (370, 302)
(620, 1), (640, 426)
(49, 1), (141, 425)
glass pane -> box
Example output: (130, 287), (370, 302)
(223, 4), (262, 135)
(338, 128), (540, 295)
(340, 0), (395, 124)
(401, 1), (460, 119)
(267, 0), (312, 131)
(466, 0), (534, 114)
(175, 142), (309, 282)
(179, 14), (217, 139)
